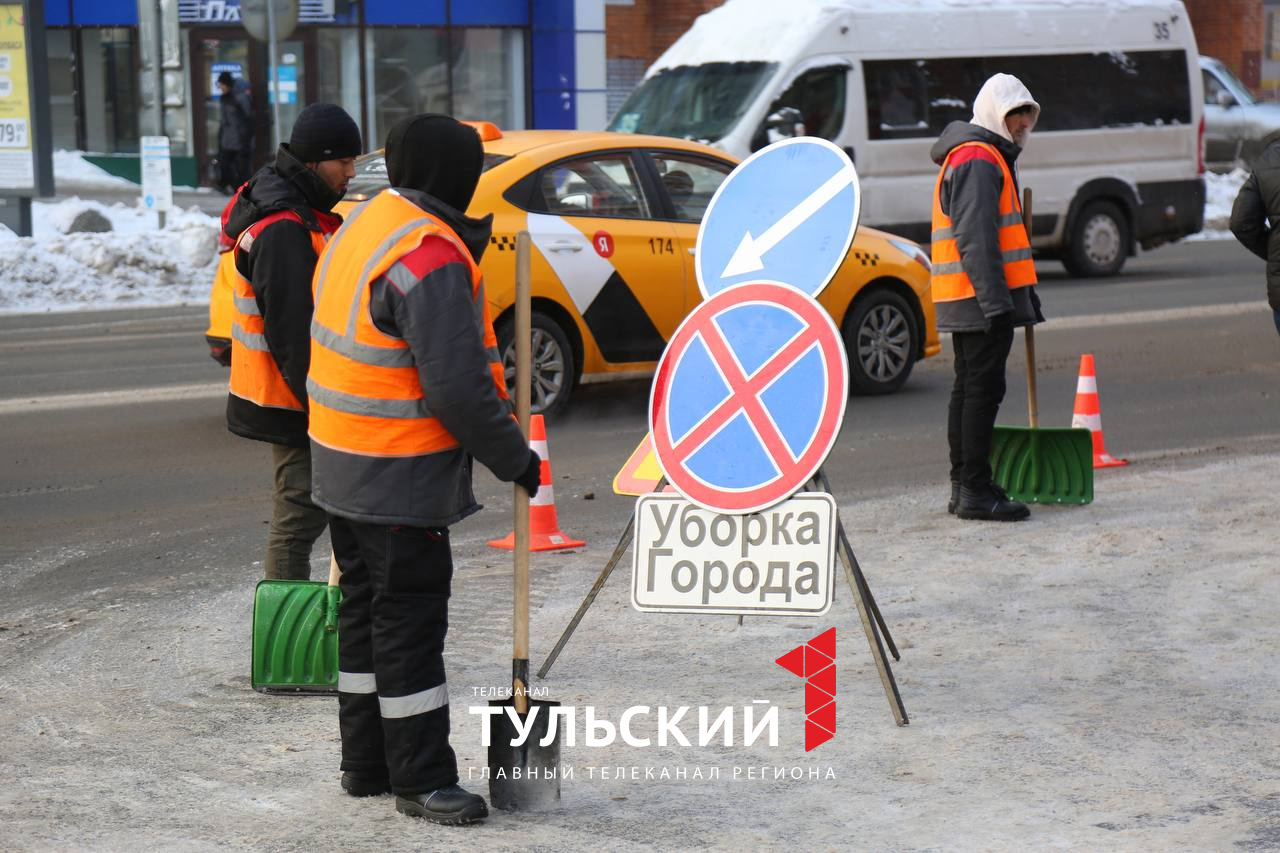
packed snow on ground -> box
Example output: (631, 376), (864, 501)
(1, 449), (1278, 849)
(0, 197), (219, 314)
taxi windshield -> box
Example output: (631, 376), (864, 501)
(608, 61), (777, 143)
(344, 152), (511, 201)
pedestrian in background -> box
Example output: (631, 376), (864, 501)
(216, 71), (254, 193)
(1229, 130), (1280, 337)
(930, 73), (1044, 521)
(223, 103), (361, 580)
(308, 114), (542, 825)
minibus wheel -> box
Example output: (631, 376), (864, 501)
(842, 289), (918, 395)
(1063, 200), (1129, 277)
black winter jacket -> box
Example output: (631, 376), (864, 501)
(223, 145), (344, 447)
(1229, 136), (1280, 310)
(218, 81), (253, 152)
(930, 121), (1043, 333)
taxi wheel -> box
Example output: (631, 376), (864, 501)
(843, 289), (918, 396)
(498, 311), (575, 417)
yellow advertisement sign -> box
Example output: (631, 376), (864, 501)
(0, 4), (34, 189)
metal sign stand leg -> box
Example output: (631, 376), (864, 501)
(815, 467), (908, 726)
(537, 500), (644, 679)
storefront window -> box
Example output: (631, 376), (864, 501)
(452, 28), (526, 130)
(82, 29), (139, 154)
(317, 28), (363, 141)
(46, 29), (77, 150)
(365, 28), (450, 148)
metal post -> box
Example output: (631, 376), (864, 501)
(266, 0), (281, 152)
(152, 0), (166, 228)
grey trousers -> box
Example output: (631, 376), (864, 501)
(265, 443), (328, 580)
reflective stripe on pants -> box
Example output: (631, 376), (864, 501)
(330, 514), (458, 795)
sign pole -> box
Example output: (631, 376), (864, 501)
(266, 0), (281, 153)
(150, 0), (165, 227)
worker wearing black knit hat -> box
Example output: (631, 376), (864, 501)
(221, 102), (364, 582)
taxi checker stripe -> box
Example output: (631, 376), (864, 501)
(672, 319), (822, 466)
(379, 683), (448, 719)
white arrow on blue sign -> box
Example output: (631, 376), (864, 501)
(695, 137), (860, 299)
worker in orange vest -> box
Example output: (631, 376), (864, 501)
(308, 114), (541, 825)
(930, 74), (1044, 522)
(223, 103), (360, 579)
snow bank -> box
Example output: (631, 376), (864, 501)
(52, 149), (138, 190)
(1187, 168), (1247, 241)
(0, 198), (220, 314)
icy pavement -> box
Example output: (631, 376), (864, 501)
(1, 449), (1277, 850)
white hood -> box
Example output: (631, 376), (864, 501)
(971, 73), (1040, 143)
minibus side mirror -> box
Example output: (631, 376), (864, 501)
(764, 106), (806, 142)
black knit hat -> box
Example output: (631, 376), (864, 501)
(287, 103), (361, 162)
(216, 71), (234, 87)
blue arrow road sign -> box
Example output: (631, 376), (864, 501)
(695, 137), (860, 299)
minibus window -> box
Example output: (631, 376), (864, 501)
(865, 50), (1191, 140)
(751, 65), (849, 151)
(608, 62), (778, 143)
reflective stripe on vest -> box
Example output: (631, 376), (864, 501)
(930, 141), (1037, 302)
(307, 189), (509, 458)
(229, 210), (331, 411)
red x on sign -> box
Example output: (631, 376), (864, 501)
(649, 281), (848, 514)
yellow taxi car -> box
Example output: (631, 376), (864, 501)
(207, 126), (940, 414)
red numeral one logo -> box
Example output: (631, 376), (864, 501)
(775, 628), (836, 751)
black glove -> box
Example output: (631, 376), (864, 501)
(515, 450), (541, 499)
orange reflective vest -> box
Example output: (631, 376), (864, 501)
(307, 189), (508, 458)
(930, 141), (1037, 302)
(229, 211), (331, 411)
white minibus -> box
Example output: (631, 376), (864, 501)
(610, 0), (1205, 277)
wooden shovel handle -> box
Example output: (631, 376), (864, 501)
(327, 553), (340, 587)
(1022, 187), (1038, 429)
(513, 231), (532, 715)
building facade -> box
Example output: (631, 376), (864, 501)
(44, 0), (607, 182)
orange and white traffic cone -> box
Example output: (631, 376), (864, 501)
(1071, 353), (1128, 469)
(489, 414), (587, 552)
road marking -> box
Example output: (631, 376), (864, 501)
(0, 330), (201, 350)
(0, 382), (226, 415)
(1038, 300), (1268, 331)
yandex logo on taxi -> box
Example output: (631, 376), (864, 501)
(776, 628), (836, 751)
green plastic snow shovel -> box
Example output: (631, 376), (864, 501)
(250, 554), (341, 693)
(990, 189), (1094, 505)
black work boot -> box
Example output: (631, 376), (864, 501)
(947, 481), (960, 515)
(956, 483), (1030, 522)
(341, 772), (392, 797)
(396, 785), (489, 825)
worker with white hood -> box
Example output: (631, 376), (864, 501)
(929, 73), (1044, 522)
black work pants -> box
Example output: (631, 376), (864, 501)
(218, 147), (249, 192)
(329, 514), (458, 795)
(947, 323), (1015, 489)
